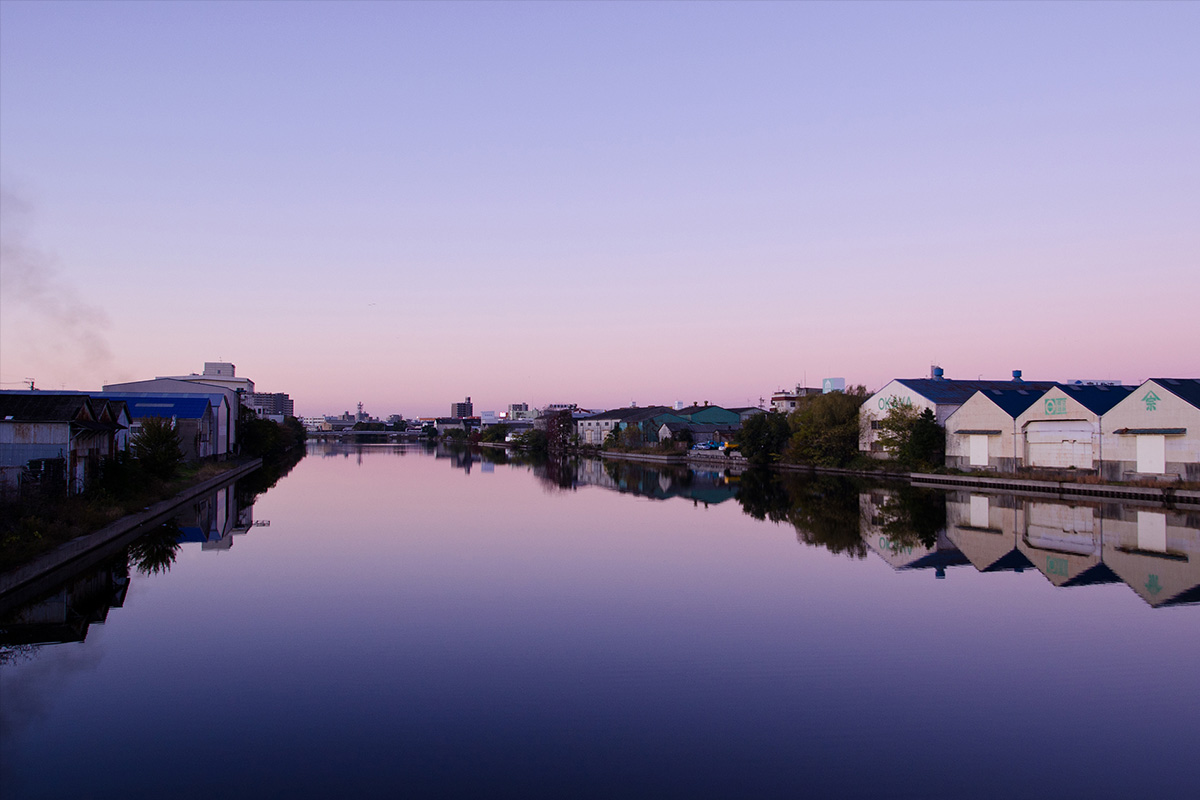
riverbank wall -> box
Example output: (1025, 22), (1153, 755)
(472, 442), (1197, 505)
(0, 459), (262, 605)
(909, 472), (1200, 506)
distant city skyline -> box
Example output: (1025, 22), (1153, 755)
(2, 1), (1197, 418)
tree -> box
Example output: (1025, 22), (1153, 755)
(480, 424), (510, 443)
(619, 422), (644, 449)
(784, 387), (867, 467)
(132, 417), (185, 479)
(877, 405), (944, 470)
(737, 411), (791, 465)
(514, 428), (548, 453)
(909, 408), (945, 469)
(545, 410), (575, 453)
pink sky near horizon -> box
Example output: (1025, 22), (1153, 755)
(2, 2), (1197, 418)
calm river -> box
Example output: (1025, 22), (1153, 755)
(2, 443), (1197, 799)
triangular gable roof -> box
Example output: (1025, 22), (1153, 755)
(1056, 384), (1137, 414)
(93, 400), (130, 429)
(973, 387), (1048, 418)
(1149, 378), (1200, 410)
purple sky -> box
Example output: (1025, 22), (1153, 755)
(2, 1), (1197, 418)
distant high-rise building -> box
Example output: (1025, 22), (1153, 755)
(247, 392), (294, 418)
(451, 396), (474, 418)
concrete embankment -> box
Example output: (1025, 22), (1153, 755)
(0, 459), (262, 606)
(910, 472), (1200, 506)
(474, 443), (1196, 505)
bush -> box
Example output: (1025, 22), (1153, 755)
(133, 417), (185, 479)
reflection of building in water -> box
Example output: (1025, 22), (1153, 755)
(0, 559), (129, 646)
(944, 493), (1032, 573)
(940, 491), (1200, 607)
(574, 460), (739, 507)
(434, 443), (477, 474)
(174, 484), (243, 550)
(1017, 501), (1119, 588)
(167, 483), (257, 552)
(860, 490), (968, 576)
(1102, 508), (1200, 607)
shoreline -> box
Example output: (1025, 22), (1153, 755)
(0, 458), (262, 607)
(365, 440), (1200, 506)
(586, 449), (1200, 506)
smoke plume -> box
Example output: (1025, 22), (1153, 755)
(0, 187), (113, 385)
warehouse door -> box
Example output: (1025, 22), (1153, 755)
(1025, 421), (1094, 468)
(1136, 434), (1166, 474)
(969, 435), (989, 467)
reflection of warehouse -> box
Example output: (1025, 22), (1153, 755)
(0, 559), (129, 646)
(944, 493), (1032, 573)
(176, 484), (249, 550)
(1016, 501), (1117, 588)
(859, 490), (969, 575)
(933, 491), (1200, 607)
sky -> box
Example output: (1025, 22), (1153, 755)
(1, 1), (1197, 418)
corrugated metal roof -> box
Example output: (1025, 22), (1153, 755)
(0, 392), (93, 422)
(894, 379), (1057, 405)
(1151, 378), (1200, 411)
(97, 389), (228, 407)
(1059, 384), (1137, 414)
(101, 395), (211, 419)
(980, 388), (1047, 418)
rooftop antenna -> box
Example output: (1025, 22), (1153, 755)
(26, 378), (36, 390)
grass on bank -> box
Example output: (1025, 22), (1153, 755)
(0, 458), (243, 573)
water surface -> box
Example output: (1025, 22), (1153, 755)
(2, 443), (1197, 799)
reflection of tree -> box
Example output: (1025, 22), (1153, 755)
(536, 456), (578, 491)
(736, 470), (867, 558)
(736, 469), (792, 522)
(784, 476), (867, 558)
(874, 486), (946, 550)
(236, 446), (304, 509)
(478, 447), (509, 465)
(127, 519), (182, 576)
